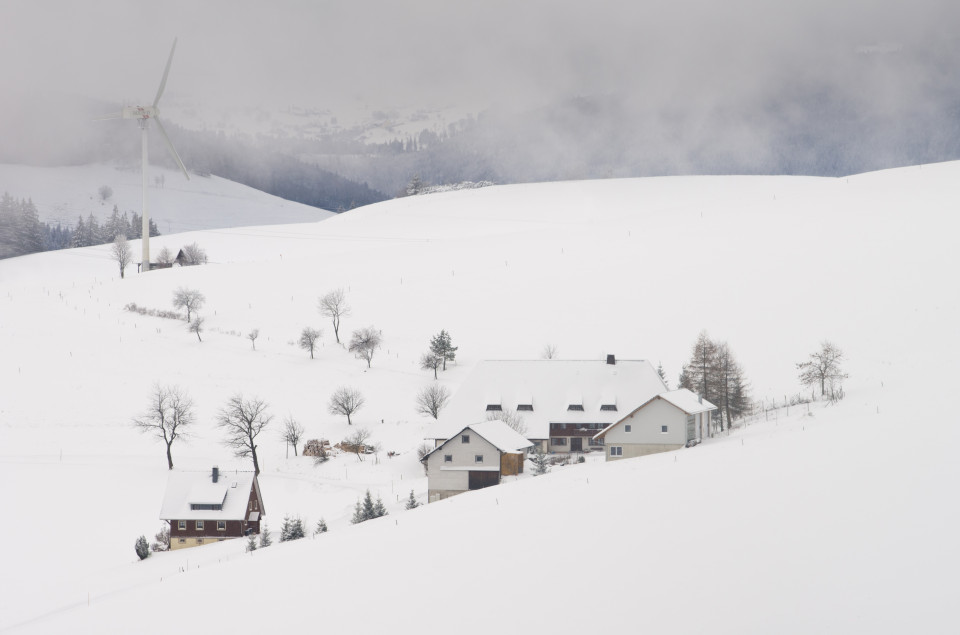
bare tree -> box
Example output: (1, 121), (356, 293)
(299, 327), (322, 359)
(415, 384), (450, 419)
(328, 386), (365, 425)
(156, 245), (174, 265)
(112, 234), (132, 279)
(181, 242), (208, 265)
(281, 415), (304, 457)
(797, 341), (849, 398)
(419, 352), (443, 379)
(189, 316), (205, 342)
(344, 427), (371, 462)
(319, 288), (351, 344)
(248, 328), (259, 350)
(172, 287), (205, 322)
(349, 326), (382, 368)
(486, 407), (527, 436)
(541, 343), (558, 359)
(217, 394), (273, 475)
(132, 385), (195, 469)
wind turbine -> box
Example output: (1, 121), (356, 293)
(104, 38), (189, 272)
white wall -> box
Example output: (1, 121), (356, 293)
(426, 429), (500, 495)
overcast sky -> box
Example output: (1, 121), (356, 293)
(2, 0), (957, 117)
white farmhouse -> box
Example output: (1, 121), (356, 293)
(593, 388), (717, 460)
(422, 420), (533, 503)
(426, 355), (668, 453)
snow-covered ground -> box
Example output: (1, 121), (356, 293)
(0, 162), (332, 233)
(1, 162), (958, 633)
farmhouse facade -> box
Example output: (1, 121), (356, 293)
(422, 420), (533, 503)
(160, 467), (265, 550)
(594, 389), (717, 460)
(426, 356), (668, 453)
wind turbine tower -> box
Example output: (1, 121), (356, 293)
(109, 39), (189, 271)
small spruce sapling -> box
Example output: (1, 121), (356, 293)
(315, 518), (328, 534)
(259, 523), (273, 548)
(280, 515), (306, 542)
(135, 535), (151, 560)
(405, 490), (420, 510)
(246, 534), (257, 552)
(530, 445), (550, 476)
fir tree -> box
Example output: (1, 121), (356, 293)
(259, 523), (273, 548)
(429, 330), (458, 371)
(656, 361), (669, 388)
(405, 490), (420, 510)
(352, 489), (388, 524)
(530, 445), (550, 476)
(280, 515), (305, 542)
(315, 518), (328, 534)
(246, 534), (257, 552)
(135, 535), (151, 560)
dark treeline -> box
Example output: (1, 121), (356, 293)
(0, 192), (158, 260)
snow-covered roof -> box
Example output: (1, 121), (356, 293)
(423, 420), (534, 463)
(159, 469), (259, 521)
(594, 389), (718, 439)
(426, 359), (667, 441)
(657, 388), (717, 415)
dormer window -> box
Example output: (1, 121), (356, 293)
(566, 391), (583, 411)
(485, 404), (502, 411)
(567, 404), (585, 411)
(190, 503), (223, 511)
(517, 404), (533, 411)
(600, 390), (617, 411)
(600, 404), (617, 411)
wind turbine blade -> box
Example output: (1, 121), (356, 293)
(154, 117), (190, 181)
(93, 112), (124, 121)
(153, 38), (178, 107)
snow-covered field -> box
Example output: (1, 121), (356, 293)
(1, 162), (958, 633)
(0, 162), (332, 232)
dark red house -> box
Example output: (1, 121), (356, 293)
(160, 466), (265, 550)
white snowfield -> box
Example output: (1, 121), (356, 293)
(0, 162), (958, 633)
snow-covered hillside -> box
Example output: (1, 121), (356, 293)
(1, 163), (957, 633)
(0, 163), (333, 233)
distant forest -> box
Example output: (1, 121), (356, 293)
(0, 192), (158, 260)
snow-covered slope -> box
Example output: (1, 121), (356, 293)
(0, 163), (333, 232)
(1, 162), (957, 633)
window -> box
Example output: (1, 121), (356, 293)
(551, 437), (567, 446)
(661, 425), (668, 433)
(589, 437), (605, 446)
(610, 446), (623, 456)
(600, 404), (618, 411)
(197, 538), (204, 544)
(178, 520), (186, 531)
(517, 404), (533, 411)
(485, 404), (502, 411)
(444, 454), (453, 463)
(178, 538), (186, 544)
(217, 521), (226, 531)
(461, 434), (470, 444)
(475, 455), (484, 463)
(196, 520), (204, 531)
(624, 424), (632, 433)
(567, 404), (584, 411)
(190, 503), (223, 511)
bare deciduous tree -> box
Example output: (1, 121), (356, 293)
(328, 386), (365, 425)
(172, 287), (205, 322)
(343, 427), (371, 462)
(486, 407), (527, 436)
(248, 328), (259, 350)
(181, 242), (208, 265)
(415, 384), (450, 420)
(217, 394), (273, 475)
(189, 316), (205, 342)
(299, 327), (322, 359)
(112, 234), (132, 279)
(319, 288), (351, 344)
(156, 246), (174, 265)
(349, 326), (382, 368)
(797, 341), (849, 398)
(132, 385), (195, 469)
(281, 415), (304, 457)
(541, 343), (558, 359)
(419, 352), (443, 379)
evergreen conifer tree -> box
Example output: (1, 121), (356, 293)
(259, 523), (273, 548)
(280, 515), (305, 541)
(531, 445), (550, 476)
(315, 518), (328, 534)
(246, 534), (257, 552)
(135, 535), (151, 560)
(429, 330), (458, 371)
(405, 490), (420, 510)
